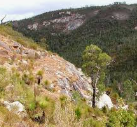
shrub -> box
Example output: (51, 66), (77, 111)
(75, 107), (81, 119)
(28, 101), (36, 111)
(37, 70), (44, 76)
(106, 109), (136, 127)
(36, 96), (54, 110)
(44, 80), (50, 86)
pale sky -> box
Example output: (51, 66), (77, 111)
(0, 0), (137, 22)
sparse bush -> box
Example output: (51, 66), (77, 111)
(44, 80), (50, 86)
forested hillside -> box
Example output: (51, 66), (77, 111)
(12, 2), (137, 100)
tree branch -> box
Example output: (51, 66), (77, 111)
(1, 15), (6, 24)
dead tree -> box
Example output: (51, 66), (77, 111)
(1, 15), (6, 24)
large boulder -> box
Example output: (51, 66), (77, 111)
(3, 101), (27, 117)
(97, 93), (113, 109)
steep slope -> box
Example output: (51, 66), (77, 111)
(0, 26), (91, 100)
(12, 3), (137, 96)
(0, 27), (136, 127)
(0, 26), (94, 126)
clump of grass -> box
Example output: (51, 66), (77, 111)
(60, 95), (68, 107)
(0, 67), (11, 99)
(44, 80), (50, 86)
(22, 72), (35, 85)
(28, 101), (36, 111)
(36, 96), (49, 109)
(37, 70), (44, 77)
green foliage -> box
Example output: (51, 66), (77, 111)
(72, 91), (82, 102)
(28, 101), (36, 111)
(122, 79), (135, 102)
(82, 44), (111, 76)
(82, 44), (111, 107)
(83, 118), (106, 127)
(0, 67), (10, 98)
(36, 96), (49, 109)
(12, 4), (137, 101)
(107, 109), (136, 127)
(36, 96), (55, 113)
(44, 80), (50, 86)
(37, 70), (44, 76)
(60, 95), (68, 107)
(0, 25), (41, 50)
(75, 107), (81, 119)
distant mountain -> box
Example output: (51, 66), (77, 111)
(12, 3), (137, 91)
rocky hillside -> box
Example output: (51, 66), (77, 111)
(0, 26), (136, 127)
(0, 26), (92, 101)
(12, 3), (137, 100)
(0, 26), (95, 126)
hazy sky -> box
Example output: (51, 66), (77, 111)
(0, 0), (137, 22)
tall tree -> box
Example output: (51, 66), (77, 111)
(122, 79), (135, 102)
(82, 44), (111, 108)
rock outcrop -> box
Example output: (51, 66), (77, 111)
(3, 101), (25, 114)
(97, 93), (113, 109)
(0, 34), (92, 101)
(27, 13), (85, 33)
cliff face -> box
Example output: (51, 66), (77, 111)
(0, 33), (92, 101)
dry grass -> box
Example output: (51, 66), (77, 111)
(0, 25), (41, 50)
(53, 101), (83, 127)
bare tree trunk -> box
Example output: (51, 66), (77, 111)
(91, 69), (100, 108)
(92, 86), (96, 108)
(1, 15), (6, 24)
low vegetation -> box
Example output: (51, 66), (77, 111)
(0, 65), (136, 127)
(0, 25), (41, 50)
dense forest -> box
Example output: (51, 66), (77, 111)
(12, 2), (137, 102)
